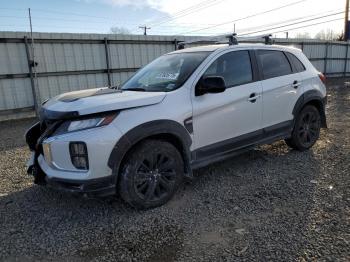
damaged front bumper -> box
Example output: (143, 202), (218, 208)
(25, 120), (118, 197)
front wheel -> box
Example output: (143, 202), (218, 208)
(285, 105), (321, 151)
(118, 140), (184, 209)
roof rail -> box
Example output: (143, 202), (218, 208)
(175, 33), (273, 49)
(215, 33), (238, 45)
(233, 34), (274, 44)
(176, 33), (233, 50)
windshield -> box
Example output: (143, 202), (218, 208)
(121, 51), (211, 92)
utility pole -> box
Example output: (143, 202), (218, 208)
(233, 23), (236, 33)
(28, 8), (39, 115)
(285, 32), (289, 39)
(345, 0), (349, 41)
(139, 25), (151, 35)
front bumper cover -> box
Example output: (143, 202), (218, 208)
(25, 119), (117, 197)
(28, 161), (116, 197)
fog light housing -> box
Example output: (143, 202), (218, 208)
(69, 142), (89, 170)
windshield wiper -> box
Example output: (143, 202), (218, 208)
(122, 87), (146, 92)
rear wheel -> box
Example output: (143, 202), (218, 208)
(285, 105), (321, 151)
(118, 140), (184, 209)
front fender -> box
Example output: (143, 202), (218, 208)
(107, 120), (193, 182)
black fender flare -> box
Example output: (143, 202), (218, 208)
(107, 120), (193, 184)
(292, 90), (327, 128)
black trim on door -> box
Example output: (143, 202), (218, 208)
(249, 50), (262, 81)
(191, 120), (293, 169)
(253, 49), (264, 81)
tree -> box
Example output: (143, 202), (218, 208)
(314, 29), (341, 40)
(110, 26), (132, 35)
(295, 32), (311, 39)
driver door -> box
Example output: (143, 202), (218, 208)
(191, 50), (263, 158)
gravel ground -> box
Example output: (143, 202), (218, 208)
(0, 78), (349, 262)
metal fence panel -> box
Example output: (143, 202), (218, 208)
(329, 44), (346, 58)
(0, 32), (349, 120)
(0, 43), (28, 75)
(33, 43), (106, 73)
(37, 73), (108, 103)
(310, 60), (324, 73)
(303, 44), (326, 60)
(0, 78), (33, 110)
(327, 60), (345, 74)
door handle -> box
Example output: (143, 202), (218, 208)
(248, 93), (261, 103)
(292, 80), (300, 89)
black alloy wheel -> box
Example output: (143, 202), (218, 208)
(133, 152), (177, 202)
(118, 139), (183, 209)
(297, 110), (320, 148)
(285, 105), (321, 151)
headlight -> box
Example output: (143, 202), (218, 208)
(53, 113), (117, 136)
(68, 118), (104, 132)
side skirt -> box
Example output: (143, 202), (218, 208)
(190, 120), (292, 169)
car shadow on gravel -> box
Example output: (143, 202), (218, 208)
(0, 140), (326, 261)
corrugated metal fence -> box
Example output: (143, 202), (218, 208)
(0, 32), (348, 120)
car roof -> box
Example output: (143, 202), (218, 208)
(169, 43), (301, 54)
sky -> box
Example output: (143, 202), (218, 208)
(0, 0), (346, 38)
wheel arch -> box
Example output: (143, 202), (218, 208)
(107, 120), (193, 185)
(292, 90), (327, 128)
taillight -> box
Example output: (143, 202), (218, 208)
(318, 73), (326, 84)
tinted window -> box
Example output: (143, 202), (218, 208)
(203, 50), (253, 87)
(258, 50), (292, 79)
(286, 52), (306, 72)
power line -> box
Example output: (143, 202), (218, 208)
(0, 15), (223, 29)
(183, 8), (346, 36)
(238, 10), (344, 36)
(268, 18), (343, 35)
(180, 0), (307, 35)
(0, 5), (225, 28)
(236, 9), (342, 33)
(193, 8), (343, 35)
(149, 0), (219, 24)
(0, 7), (26, 11)
(150, 0), (227, 27)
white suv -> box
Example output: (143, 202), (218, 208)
(25, 43), (327, 209)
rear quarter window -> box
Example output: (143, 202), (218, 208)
(285, 52), (306, 73)
(257, 50), (292, 79)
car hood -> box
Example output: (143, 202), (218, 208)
(42, 87), (166, 119)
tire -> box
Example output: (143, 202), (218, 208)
(118, 139), (184, 209)
(285, 105), (321, 151)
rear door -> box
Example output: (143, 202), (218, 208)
(256, 49), (303, 129)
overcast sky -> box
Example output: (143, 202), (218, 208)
(0, 0), (346, 37)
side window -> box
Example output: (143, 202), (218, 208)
(202, 50), (253, 87)
(257, 50), (292, 79)
(285, 52), (306, 73)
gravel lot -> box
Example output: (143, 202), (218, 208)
(0, 78), (349, 261)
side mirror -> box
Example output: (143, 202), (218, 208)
(196, 76), (226, 96)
